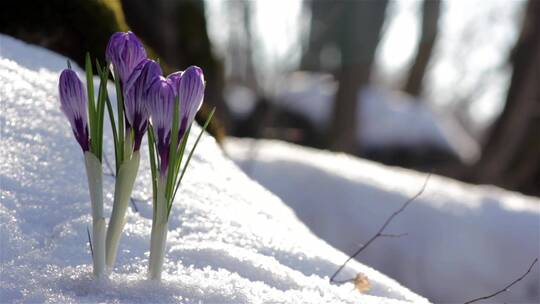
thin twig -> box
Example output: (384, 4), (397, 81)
(463, 258), (538, 304)
(103, 153), (115, 177)
(86, 226), (93, 258)
(329, 173), (431, 283)
(331, 278), (355, 284)
(379, 232), (408, 238)
(129, 197), (139, 212)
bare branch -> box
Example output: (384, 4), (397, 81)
(463, 258), (538, 304)
(329, 173), (431, 283)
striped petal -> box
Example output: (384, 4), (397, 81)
(124, 59), (162, 150)
(146, 77), (175, 175)
(59, 69), (90, 151)
(176, 66), (205, 139)
(106, 31), (147, 85)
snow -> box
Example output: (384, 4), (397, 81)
(225, 138), (540, 303)
(274, 72), (480, 162)
(0, 35), (428, 303)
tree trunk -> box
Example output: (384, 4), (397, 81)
(470, 0), (540, 196)
(403, 0), (441, 97)
(225, 0), (258, 91)
(301, 0), (341, 71)
(328, 0), (388, 153)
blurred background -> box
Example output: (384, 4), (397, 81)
(1, 0), (537, 194)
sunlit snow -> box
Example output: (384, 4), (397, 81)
(225, 138), (540, 303)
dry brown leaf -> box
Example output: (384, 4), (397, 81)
(354, 272), (371, 293)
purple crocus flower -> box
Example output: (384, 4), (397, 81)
(59, 69), (90, 151)
(170, 66), (205, 140)
(146, 77), (175, 176)
(105, 31), (147, 85)
(124, 59), (162, 151)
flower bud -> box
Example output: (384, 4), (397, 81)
(59, 69), (90, 151)
(146, 77), (175, 175)
(105, 31), (147, 85)
(124, 59), (162, 151)
(175, 66), (205, 139)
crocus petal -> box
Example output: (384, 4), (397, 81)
(105, 31), (147, 85)
(59, 69), (90, 151)
(124, 59), (163, 151)
(177, 66), (205, 139)
(146, 77), (175, 175)
(167, 71), (183, 96)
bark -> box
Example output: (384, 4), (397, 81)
(470, 0), (540, 195)
(404, 0), (441, 97)
(328, 0), (388, 153)
(301, 0), (341, 71)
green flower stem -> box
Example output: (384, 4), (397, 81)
(84, 152), (106, 278)
(105, 151), (140, 271)
(124, 130), (133, 160)
(148, 177), (169, 280)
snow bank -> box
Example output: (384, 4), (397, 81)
(0, 35), (428, 303)
(274, 72), (480, 162)
(225, 138), (540, 303)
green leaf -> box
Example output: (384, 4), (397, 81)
(147, 126), (158, 217)
(170, 98), (185, 200)
(85, 53), (97, 155)
(98, 59), (119, 172)
(171, 108), (215, 208)
(113, 67), (124, 169)
(94, 60), (109, 161)
(165, 95), (180, 208)
(104, 95), (120, 173)
(172, 125), (190, 195)
(94, 61), (103, 161)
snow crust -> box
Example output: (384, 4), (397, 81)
(225, 138), (540, 303)
(274, 72), (480, 162)
(0, 35), (428, 303)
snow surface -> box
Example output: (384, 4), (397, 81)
(0, 35), (429, 303)
(273, 72), (480, 162)
(225, 138), (540, 303)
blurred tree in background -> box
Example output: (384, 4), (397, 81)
(329, 0), (388, 153)
(301, 0), (339, 72)
(225, 0), (258, 92)
(403, 0), (441, 97)
(302, 0), (388, 153)
(468, 0), (540, 195)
